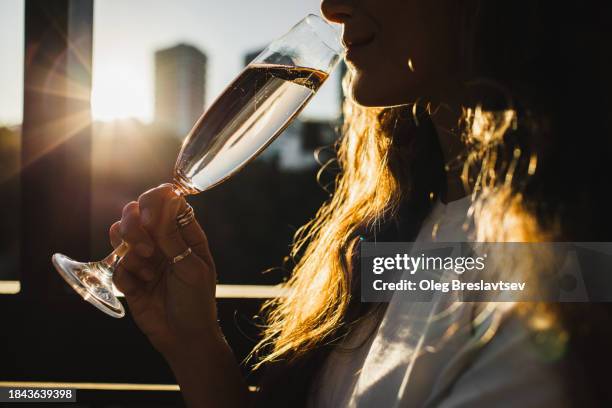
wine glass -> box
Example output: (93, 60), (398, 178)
(52, 14), (343, 318)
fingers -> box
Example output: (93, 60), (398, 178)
(176, 202), (214, 267)
(138, 184), (213, 262)
(112, 249), (164, 296)
(120, 251), (160, 282)
(136, 183), (213, 284)
(138, 183), (176, 230)
(138, 185), (185, 257)
(109, 221), (122, 249)
(156, 195), (209, 285)
(113, 263), (145, 297)
(110, 200), (161, 296)
(120, 201), (155, 258)
(154, 194), (186, 254)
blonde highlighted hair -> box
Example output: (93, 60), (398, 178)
(252, 5), (612, 402)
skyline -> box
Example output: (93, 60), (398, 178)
(154, 43), (207, 136)
(0, 0), (342, 127)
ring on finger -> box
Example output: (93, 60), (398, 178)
(176, 203), (195, 228)
(170, 247), (192, 264)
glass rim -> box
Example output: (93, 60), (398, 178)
(302, 14), (345, 56)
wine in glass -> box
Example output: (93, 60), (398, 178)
(51, 14), (343, 318)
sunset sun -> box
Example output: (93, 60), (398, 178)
(91, 62), (151, 122)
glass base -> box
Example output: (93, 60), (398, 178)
(52, 253), (125, 318)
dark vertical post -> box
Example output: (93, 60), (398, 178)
(21, 0), (94, 298)
(337, 60), (347, 124)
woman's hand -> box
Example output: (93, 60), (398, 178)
(111, 184), (249, 407)
(110, 183), (220, 357)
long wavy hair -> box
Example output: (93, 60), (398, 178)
(252, 1), (612, 405)
(251, 86), (445, 407)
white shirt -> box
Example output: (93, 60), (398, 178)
(307, 197), (571, 407)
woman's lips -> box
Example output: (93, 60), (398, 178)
(344, 34), (375, 63)
(343, 33), (375, 48)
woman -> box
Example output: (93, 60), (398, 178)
(111, 1), (612, 407)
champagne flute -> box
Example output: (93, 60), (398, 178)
(51, 14), (343, 318)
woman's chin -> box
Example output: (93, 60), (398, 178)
(350, 91), (410, 108)
(349, 76), (414, 108)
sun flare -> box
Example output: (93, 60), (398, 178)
(91, 63), (151, 122)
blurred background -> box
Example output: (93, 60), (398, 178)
(0, 0), (346, 406)
(0, 0), (346, 286)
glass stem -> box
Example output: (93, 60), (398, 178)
(100, 242), (129, 276)
(100, 180), (189, 278)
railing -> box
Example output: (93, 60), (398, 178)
(0, 4), (271, 406)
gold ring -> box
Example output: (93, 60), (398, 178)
(176, 204), (195, 228)
(170, 247), (192, 264)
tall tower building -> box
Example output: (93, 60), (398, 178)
(154, 44), (207, 137)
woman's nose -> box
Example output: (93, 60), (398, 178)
(321, 0), (353, 24)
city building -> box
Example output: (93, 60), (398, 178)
(154, 44), (207, 137)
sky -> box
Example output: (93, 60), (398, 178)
(0, 0), (24, 126)
(0, 0), (341, 126)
